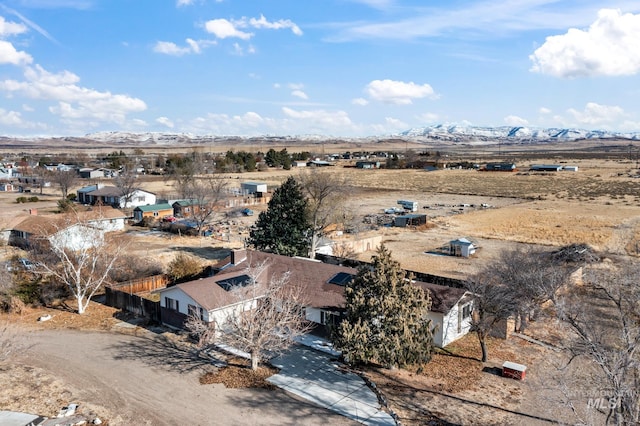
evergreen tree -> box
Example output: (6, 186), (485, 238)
(248, 176), (310, 256)
(335, 244), (434, 368)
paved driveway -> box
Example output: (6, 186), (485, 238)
(268, 345), (396, 425)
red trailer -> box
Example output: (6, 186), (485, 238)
(502, 361), (527, 380)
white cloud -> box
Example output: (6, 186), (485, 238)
(22, 104), (34, 112)
(247, 14), (302, 36)
(231, 42), (256, 55)
(156, 116), (174, 128)
(530, 9), (640, 78)
(539, 107), (552, 114)
(205, 19), (253, 40)
(287, 83), (304, 90)
(352, 97), (369, 106)
(504, 115), (529, 126)
(291, 90), (308, 100)
(0, 15), (27, 36)
(154, 38), (215, 56)
(0, 40), (32, 66)
(0, 108), (24, 126)
(273, 83), (281, 89)
(567, 102), (625, 125)
(0, 64), (146, 125)
(365, 79), (436, 104)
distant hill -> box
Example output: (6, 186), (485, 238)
(399, 124), (640, 142)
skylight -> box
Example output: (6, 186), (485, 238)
(216, 274), (253, 291)
(328, 272), (354, 286)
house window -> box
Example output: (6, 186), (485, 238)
(153, 211), (159, 217)
(165, 297), (179, 312)
(462, 304), (472, 319)
(321, 311), (340, 327)
(188, 304), (205, 320)
(136, 196), (146, 202)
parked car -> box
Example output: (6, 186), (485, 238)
(162, 215), (177, 223)
(241, 208), (254, 216)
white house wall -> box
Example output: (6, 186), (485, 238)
(427, 312), (445, 347)
(305, 307), (323, 324)
(441, 302), (473, 347)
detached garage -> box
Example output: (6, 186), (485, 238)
(241, 182), (268, 195)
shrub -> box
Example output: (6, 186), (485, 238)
(16, 197), (27, 204)
(28, 196), (39, 202)
(167, 253), (204, 283)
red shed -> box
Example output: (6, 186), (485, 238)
(502, 361), (527, 380)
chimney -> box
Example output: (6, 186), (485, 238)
(28, 208), (37, 215)
(230, 248), (247, 265)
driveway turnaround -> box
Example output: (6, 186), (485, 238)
(268, 345), (396, 425)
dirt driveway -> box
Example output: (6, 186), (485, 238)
(8, 328), (357, 426)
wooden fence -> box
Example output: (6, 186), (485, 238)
(105, 274), (168, 322)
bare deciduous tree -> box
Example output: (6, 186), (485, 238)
(298, 169), (348, 258)
(114, 166), (138, 208)
(33, 213), (129, 314)
(183, 176), (229, 236)
(465, 272), (518, 362)
(493, 247), (571, 331)
(187, 260), (310, 370)
(50, 170), (78, 199)
(555, 262), (640, 425)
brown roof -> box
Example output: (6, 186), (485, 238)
(218, 250), (468, 314)
(175, 270), (261, 311)
(12, 207), (126, 235)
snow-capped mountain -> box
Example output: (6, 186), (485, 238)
(399, 124), (640, 142)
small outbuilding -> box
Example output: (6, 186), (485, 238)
(484, 163), (516, 172)
(355, 161), (381, 169)
(449, 237), (476, 258)
(241, 181), (268, 195)
(133, 203), (174, 222)
(393, 214), (427, 227)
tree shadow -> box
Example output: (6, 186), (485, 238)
(170, 246), (230, 261)
(110, 333), (225, 374)
(367, 368), (560, 424)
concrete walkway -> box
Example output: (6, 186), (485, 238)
(268, 345), (396, 426)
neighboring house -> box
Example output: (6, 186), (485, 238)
(9, 207), (126, 250)
(78, 168), (104, 179)
(133, 203), (174, 222)
(76, 184), (156, 209)
(449, 238), (477, 258)
(162, 249), (473, 347)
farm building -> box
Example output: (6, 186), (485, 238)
(563, 165), (578, 172)
(78, 168), (105, 179)
(241, 181), (268, 195)
(530, 164), (563, 172)
(394, 214), (427, 227)
(449, 238), (476, 258)
(355, 161), (381, 169)
(483, 163), (516, 172)
(133, 203), (174, 222)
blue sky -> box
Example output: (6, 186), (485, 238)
(1, 0), (640, 137)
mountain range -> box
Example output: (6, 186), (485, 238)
(399, 124), (640, 142)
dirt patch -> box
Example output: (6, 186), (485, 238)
(200, 358), (277, 389)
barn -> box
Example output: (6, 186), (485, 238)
(530, 164), (563, 172)
(241, 181), (268, 195)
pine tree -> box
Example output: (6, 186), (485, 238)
(335, 244), (434, 368)
(248, 176), (310, 257)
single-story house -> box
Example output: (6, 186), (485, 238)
(133, 203), (174, 222)
(160, 249), (473, 347)
(9, 207), (126, 250)
(76, 184), (156, 209)
(449, 238), (476, 258)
